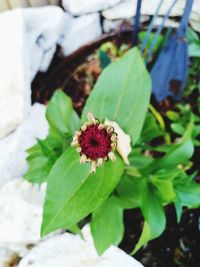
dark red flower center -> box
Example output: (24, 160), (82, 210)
(78, 124), (112, 160)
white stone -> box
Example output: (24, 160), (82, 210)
(103, 16), (149, 33)
(0, 103), (48, 187)
(0, 1), (10, 12)
(59, 13), (102, 55)
(0, 179), (46, 261)
(62, 0), (121, 16)
(0, 7), (101, 139)
(28, 0), (49, 7)
(7, 0), (29, 9)
(103, 19), (129, 33)
(153, 17), (179, 29)
(102, 0), (200, 22)
(0, 7), (63, 138)
(102, 0), (135, 20)
(18, 226), (143, 267)
(0, 9), (31, 139)
(22, 6), (64, 78)
(190, 19), (200, 33)
(48, 0), (59, 5)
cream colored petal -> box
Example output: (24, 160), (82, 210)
(104, 119), (132, 165)
(87, 112), (96, 124)
(90, 161), (97, 173)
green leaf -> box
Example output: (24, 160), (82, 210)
(46, 90), (80, 137)
(24, 133), (69, 184)
(82, 47), (151, 145)
(189, 42), (200, 57)
(144, 140), (194, 174)
(117, 174), (146, 209)
(173, 172), (200, 220)
(37, 138), (59, 162)
(150, 170), (178, 203)
(175, 181), (200, 208)
(25, 90), (81, 184)
(128, 153), (153, 169)
(187, 27), (199, 43)
(132, 186), (166, 254)
(166, 110), (180, 121)
(90, 196), (124, 255)
(139, 32), (164, 53)
(139, 112), (163, 143)
(144, 117), (194, 174)
(148, 104), (171, 144)
(68, 224), (83, 238)
(174, 196), (182, 223)
(24, 144), (53, 184)
(41, 148), (124, 236)
(98, 50), (111, 69)
(171, 123), (185, 135)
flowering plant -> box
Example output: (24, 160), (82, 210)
(25, 47), (200, 255)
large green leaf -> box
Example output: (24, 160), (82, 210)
(82, 47), (151, 145)
(46, 90), (80, 137)
(132, 185), (166, 254)
(91, 196), (124, 255)
(41, 148), (124, 236)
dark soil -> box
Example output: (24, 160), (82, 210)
(120, 207), (200, 267)
(31, 28), (200, 267)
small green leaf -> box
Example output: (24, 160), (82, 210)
(41, 148), (124, 236)
(82, 47), (151, 145)
(46, 90), (80, 137)
(175, 181), (200, 208)
(24, 144), (53, 184)
(68, 224), (83, 238)
(132, 186), (166, 254)
(171, 123), (185, 135)
(150, 170), (178, 203)
(37, 138), (59, 162)
(144, 140), (194, 174)
(117, 174), (146, 209)
(91, 196), (124, 255)
(174, 197), (182, 223)
(24, 133), (69, 184)
(98, 50), (111, 69)
(187, 27), (199, 43)
(139, 112), (163, 143)
(189, 42), (200, 57)
(166, 111), (180, 121)
(139, 32), (164, 53)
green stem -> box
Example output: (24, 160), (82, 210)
(148, 104), (171, 144)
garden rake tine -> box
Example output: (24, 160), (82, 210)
(177, 0), (194, 36)
(146, 0), (178, 64)
(133, 0), (142, 46)
(141, 0), (165, 53)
